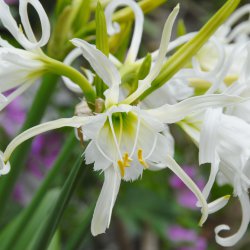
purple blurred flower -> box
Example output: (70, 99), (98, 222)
(0, 97), (26, 136)
(168, 226), (207, 250)
(170, 166), (205, 209)
(4, 0), (18, 4)
(13, 132), (63, 205)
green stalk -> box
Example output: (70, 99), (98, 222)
(95, 1), (109, 98)
(2, 131), (76, 250)
(43, 56), (96, 107)
(0, 74), (58, 218)
(27, 156), (87, 250)
(140, 0), (241, 101)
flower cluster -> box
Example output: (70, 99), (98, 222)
(0, 0), (249, 247)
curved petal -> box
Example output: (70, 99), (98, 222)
(199, 108), (221, 165)
(215, 192), (250, 247)
(19, 0), (50, 47)
(147, 94), (244, 124)
(207, 195), (230, 214)
(0, 81), (32, 111)
(71, 38), (121, 105)
(164, 155), (208, 226)
(0, 0), (49, 50)
(91, 167), (121, 236)
(105, 0), (144, 63)
(139, 5), (179, 88)
(0, 152), (10, 175)
(3, 116), (97, 162)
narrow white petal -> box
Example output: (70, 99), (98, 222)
(71, 39), (121, 105)
(202, 154), (220, 199)
(91, 168), (121, 236)
(0, 152), (10, 175)
(105, 0), (144, 63)
(0, 0), (48, 50)
(165, 155), (208, 226)
(71, 39), (121, 87)
(139, 5), (179, 88)
(3, 116), (95, 162)
(147, 94), (244, 124)
(0, 93), (7, 103)
(19, 0), (50, 47)
(224, 4), (250, 29)
(208, 195), (230, 214)
(215, 192), (250, 247)
(199, 108), (221, 165)
(0, 36), (14, 48)
(0, 81), (32, 111)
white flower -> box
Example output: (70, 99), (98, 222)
(198, 108), (250, 247)
(0, 0), (50, 110)
(0, 3), (245, 238)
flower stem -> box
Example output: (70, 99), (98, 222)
(43, 56), (96, 108)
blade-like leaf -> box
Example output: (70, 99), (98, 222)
(0, 131), (76, 250)
(27, 156), (87, 250)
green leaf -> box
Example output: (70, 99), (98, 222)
(0, 74), (58, 219)
(138, 53), (152, 80)
(0, 131), (77, 250)
(48, 231), (61, 250)
(64, 204), (94, 250)
(27, 156), (87, 250)
(94, 1), (109, 98)
(73, 0), (92, 32)
(177, 19), (186, 37)
(140, 0), (241, 100)
(0, 189), (60, 250)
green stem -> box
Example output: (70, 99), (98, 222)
(0, 74), (58, 218)
(28, 156), (87, 250)
(137, 0), (241, 102)
(43, 56), (96, 107)
(3, 131), (76, 250)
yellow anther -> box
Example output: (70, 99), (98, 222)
(118, 160), (125, 177)
(137, 149), (148, 169)
(123, 153), (132, 167)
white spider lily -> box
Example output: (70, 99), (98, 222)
(0, 4), (245, 237)
(0, 0), (50, 110)
(198, 108), (250, 247)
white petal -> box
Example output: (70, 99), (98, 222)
(91, 167), (121, 236)
(105, 0), (144, 63)
(0, 35), (13, 48)
(147, 94), (244, 124)
(71, 39), (121, 87)
(0, 93), (7, 103)
(0, 81), (32, 111)
(85, 141), (110, 171)
(215, 192), (250, 247)
(0, 0), (49, 50)
(19, 0), (50, 47)
(164, 155), (208, 226)
(71, 38), (121, 105)
(0, 151), (10, 175)
(199, 108), (221, 165)
(139, 5), (179, 88)
(3, 116), (96, 162)
(207, 195), (230, 214)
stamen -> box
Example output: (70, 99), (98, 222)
(138, 148), (148, 169)
(123, 152), (132, 167)
(117, 152), (132, 177)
